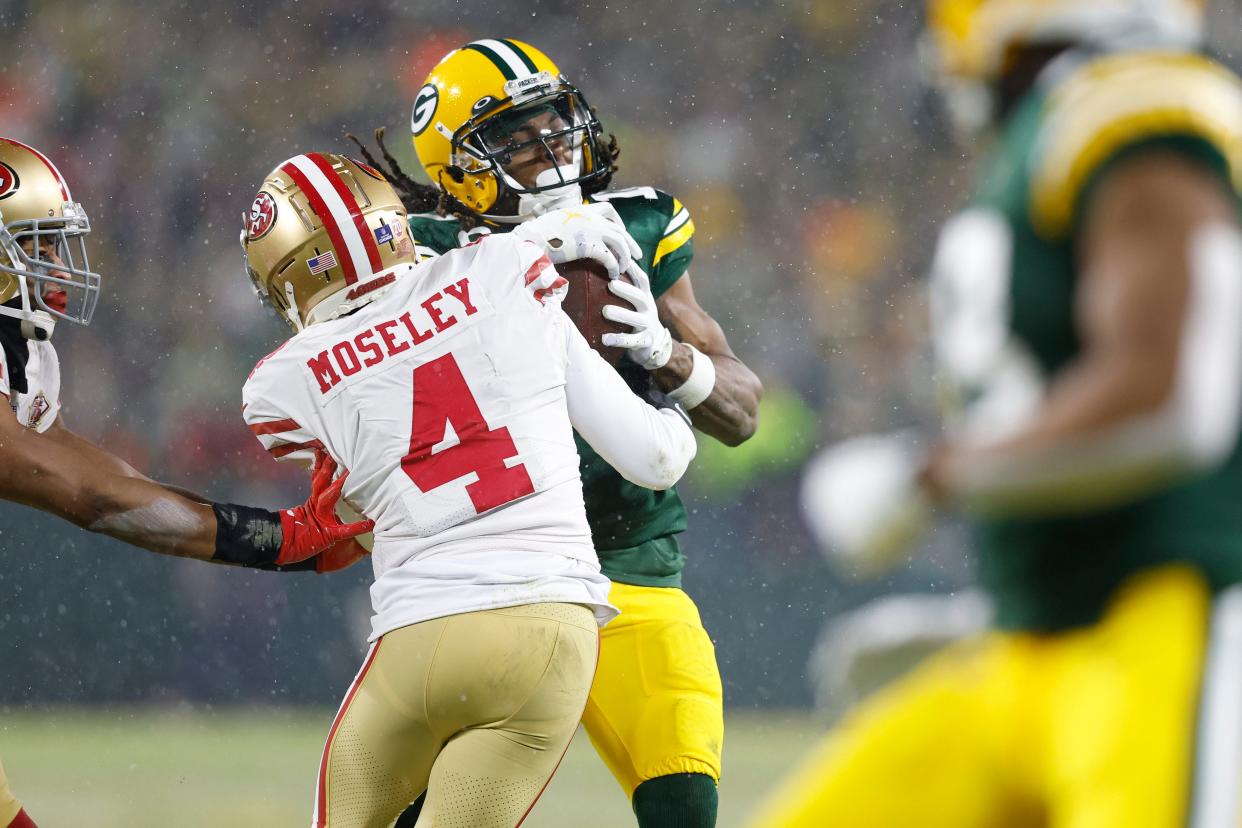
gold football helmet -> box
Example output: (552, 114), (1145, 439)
(0, 138), (100, 340)
(411, 39), (611, 222)
(241, 153), (413, 331)
(926, 0), (1205, 129)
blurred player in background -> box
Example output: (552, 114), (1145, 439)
(0, 139), (372, 827)
(752, 0), (1242, 826)
(351, 38), (763, 828)
(239, 151), (696, 826)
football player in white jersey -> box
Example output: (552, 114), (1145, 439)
(0, 140), (372, 828)
(238, 151), (696, 827)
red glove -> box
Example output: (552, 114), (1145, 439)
(275, 452), (374, 566)
(311, 537), (371, 574)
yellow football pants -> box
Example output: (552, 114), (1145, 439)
(581, 582), (725, 797)
(0, 760), (21, 826)
(746, 565), (1242, 828)
(314, 602), (598, 828)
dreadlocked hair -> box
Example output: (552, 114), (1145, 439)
(345, 127), (439, 214)
(581, 119), (622, 198)
(346, 127), (489, 229)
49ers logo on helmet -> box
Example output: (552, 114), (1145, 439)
(0, 162), (20, 201)
(248, 191), (277, 239)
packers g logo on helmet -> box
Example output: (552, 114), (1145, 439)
(411, 84), (439, 137)
(411, 38), (612, 221)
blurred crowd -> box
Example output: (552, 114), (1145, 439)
(2, 0), (1237, 709)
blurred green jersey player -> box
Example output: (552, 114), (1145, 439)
(759, 1), (1242, 826)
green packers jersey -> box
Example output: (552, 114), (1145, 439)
(407, 187), (696, 586)
(930, 51), (1242, 631)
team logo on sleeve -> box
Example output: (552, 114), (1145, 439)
(411, 84), (439, 137)
(247, 191), (277, 239)
(0, 162), (20, 201)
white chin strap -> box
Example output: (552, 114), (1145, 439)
(488, 162), (584, 224)
(20, 311), (55, 342)
(521, 165), (584, 216)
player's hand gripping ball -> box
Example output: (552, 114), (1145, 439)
(557, 258), (635, 367)
(277, 452), (374, 566)
(600, 261), (674, 370)
(512, 202), (641, 279)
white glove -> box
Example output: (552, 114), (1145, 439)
(600, 262), (675, 370)
(800, 433), (931, 576)
(511, 203), (641, 280)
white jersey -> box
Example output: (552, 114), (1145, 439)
(0, 339), (61, 432)
(243, 234), (696, 640)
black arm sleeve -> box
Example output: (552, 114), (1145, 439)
(210, 502), (284, 568)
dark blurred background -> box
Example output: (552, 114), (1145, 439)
(0, 0), (1237, 715)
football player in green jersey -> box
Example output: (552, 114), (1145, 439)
(351, 38), (763, 828)
(751, 1), (1242, 826)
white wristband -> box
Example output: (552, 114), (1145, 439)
(667, 344), (716, 409)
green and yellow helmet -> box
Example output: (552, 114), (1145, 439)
(410, 39), (612, 222)
(0, 138), (101, 340)
(925, 0), (1205, 129)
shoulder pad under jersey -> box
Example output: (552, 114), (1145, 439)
(406, 212), (463, 260)
(591, 186), (695, 296)
(1029, 51), (1242, 239)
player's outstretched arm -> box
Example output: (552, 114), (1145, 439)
(923, 150), (1242, 515)
(604, 270), (763, 446)
(0, 410), (370, 566)
(563, 316), (697, 490)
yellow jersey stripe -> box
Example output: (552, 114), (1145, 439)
(654, 216), (695, 266)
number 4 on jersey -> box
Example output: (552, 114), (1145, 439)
(402, 353), (535, 513)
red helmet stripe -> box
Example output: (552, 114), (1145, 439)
(0, 138), (70, 201)
(305, 153), (384, 274)
(280, 156), (363, 285)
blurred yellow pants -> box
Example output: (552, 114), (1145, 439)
(747, 565), (1242, 828)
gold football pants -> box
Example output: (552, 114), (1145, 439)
(581, 582), (725, 797)
(313, 602), (598, 828)
(0, 760), (21, 826)
(746, 564), (1242, 828)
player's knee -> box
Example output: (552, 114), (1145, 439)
(632, 773), (719, 828)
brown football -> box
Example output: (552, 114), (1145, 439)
(556, 258), (633, 366)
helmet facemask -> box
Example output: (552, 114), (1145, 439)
(239, 226), (303, 333)
(0, 200), (100, 339)
(450, 73), (609, 222)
